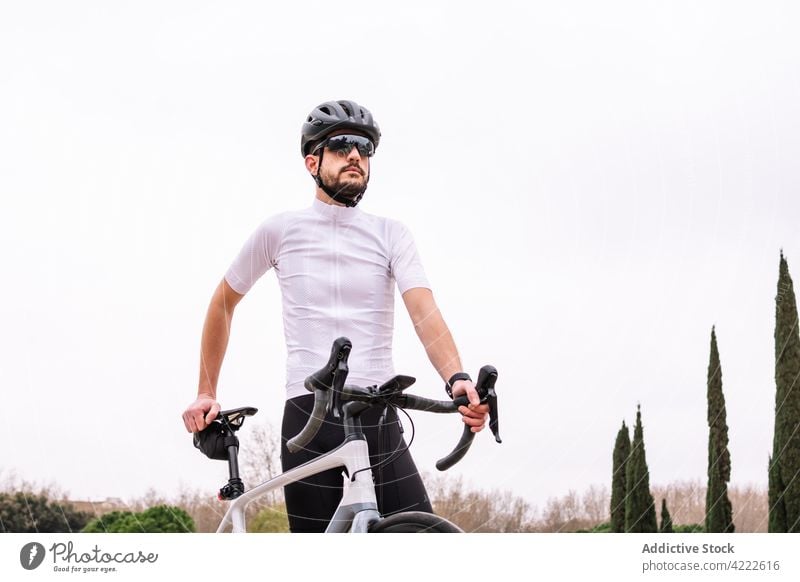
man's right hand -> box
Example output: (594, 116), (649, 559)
(182, 395), (220, 433)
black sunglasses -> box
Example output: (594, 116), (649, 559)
(313, 134), (375, 157)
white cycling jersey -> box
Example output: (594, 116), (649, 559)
(225, 197), (430, 400)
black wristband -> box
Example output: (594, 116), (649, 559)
(445, 372), (472, 398)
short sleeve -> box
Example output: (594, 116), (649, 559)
(388, 220), (430, 294)
(224, 215), (284, 294)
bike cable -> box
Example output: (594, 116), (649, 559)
(350, 404), (416, 482)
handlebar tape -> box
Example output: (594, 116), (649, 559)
(435, 395), (476, 470)
(286, 390), (331, 453)
(436, 424), (476, 471)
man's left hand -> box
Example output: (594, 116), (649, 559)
(451, 379), (489, 433)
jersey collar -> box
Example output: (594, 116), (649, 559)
(311, 196), (362, 223)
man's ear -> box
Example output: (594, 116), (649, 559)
(304, 154), (319, 176)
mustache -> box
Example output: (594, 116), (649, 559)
(341, 165), (364, 176)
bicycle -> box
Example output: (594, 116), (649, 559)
(193, 336), (501, 533)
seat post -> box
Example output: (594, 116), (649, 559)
(226, 441), (241, 482)
(219, 423), (245, 500)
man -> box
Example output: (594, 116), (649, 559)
(182, 99), (488, 532)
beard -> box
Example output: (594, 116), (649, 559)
(319, 165), (369, 205)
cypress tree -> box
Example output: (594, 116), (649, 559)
(705, 327), (734, 532)
(660, 498), (673, 533)
(610, 420), (631, 532)
(768, 454), (787, 531)
(769, 252), (800, 532)
(625, 405), (657, 532)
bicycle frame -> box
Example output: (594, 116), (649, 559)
(216, 436), (379, 533)
(202, 339), (500, 534)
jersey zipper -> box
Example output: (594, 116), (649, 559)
(333, 217), (341, 339)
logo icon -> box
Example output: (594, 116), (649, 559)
(19, 542), (46, 570)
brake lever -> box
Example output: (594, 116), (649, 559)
(330, 354), (349, 419)
(482, 366), (501, 443)
(435, 365), (500, 471)
(290, 337), (351, 450)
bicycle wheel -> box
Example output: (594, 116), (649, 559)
(369, 511), (463, 533)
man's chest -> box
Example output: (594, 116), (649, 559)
(275, 223), (394, 306)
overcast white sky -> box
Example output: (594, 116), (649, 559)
(1, 1), (799, 515)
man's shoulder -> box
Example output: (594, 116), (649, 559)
(252, 205), (314, 231)
(357, 207), (411, 233)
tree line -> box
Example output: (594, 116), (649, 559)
(611, 252), (800, 533)
(0, 489), (194, 533)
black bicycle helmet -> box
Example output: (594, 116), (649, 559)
(301, 100), (381, 157)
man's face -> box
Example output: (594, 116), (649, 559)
(310, 131), (371, 203)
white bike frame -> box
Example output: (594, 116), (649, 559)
(216, 437), (379, 533)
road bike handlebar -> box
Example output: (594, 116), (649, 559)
(285, 337), (501, 470)
(285, 390), (330, 453)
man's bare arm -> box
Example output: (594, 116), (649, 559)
(402, 287), (462, 381)
(402, 287), (488, 432)
(182, 278), (245, 432)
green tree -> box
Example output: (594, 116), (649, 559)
(82, 505), (195, 533)
(137, 505), (195, 532)
(82, 510), (136, 533)
(0, 492), (90, 533)
(625, 405), (657, 532)
(706, 327), (734, 532)
(770, 252), (800, 532)
(768, 454), (787, 532)
(673, 523), (703, 533)
(660, 498), (673, 533)
(610, 420), (630, 532)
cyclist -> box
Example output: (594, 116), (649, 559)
(182, 99), (489, 532)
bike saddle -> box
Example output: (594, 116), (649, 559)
(194, 406), (258, 461)
(217, 406), (258, 428)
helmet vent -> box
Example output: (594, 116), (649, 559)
(301, 99), (380, 156)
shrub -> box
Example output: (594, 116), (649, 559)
(248, 503), (290, 533)
(0, 491), (90, 533)
(82, 505), (195, 533)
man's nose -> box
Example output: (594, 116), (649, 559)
(346, 146), (362, 161)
